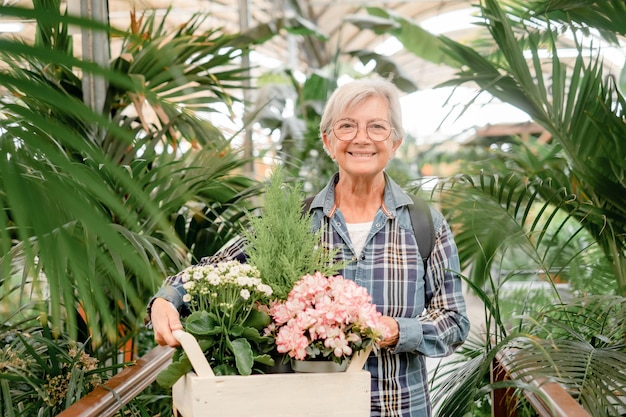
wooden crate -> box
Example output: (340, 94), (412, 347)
(171, 331), (371, 417)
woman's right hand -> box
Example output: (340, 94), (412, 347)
(151, 297), (183, 347)
(378, 316), (399, 349)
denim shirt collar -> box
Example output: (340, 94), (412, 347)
(310, 171), (412, 219)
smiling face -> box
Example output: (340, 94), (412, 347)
(322, 95), (402, 182)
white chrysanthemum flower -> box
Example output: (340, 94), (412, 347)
(240, 289), (251, 300)
(182, 294), (192, 303)
(183, 281), (195, 290)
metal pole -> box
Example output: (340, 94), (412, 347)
(239, 0), (255, 176)
(79, 0), (110, 118)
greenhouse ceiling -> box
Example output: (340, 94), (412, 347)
(4, 0), (626, 89)
(2, 0), (625, 144)
(2, 1), (625, 90)
(2, 0), (481, 89)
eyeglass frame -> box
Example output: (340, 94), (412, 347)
(329, 118), (397, 142)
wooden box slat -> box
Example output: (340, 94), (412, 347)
(172, 370), (371, 417)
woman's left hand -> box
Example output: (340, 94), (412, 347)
(378, 316), (399, 348)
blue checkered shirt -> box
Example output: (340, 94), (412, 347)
(152, 173), (470, 417)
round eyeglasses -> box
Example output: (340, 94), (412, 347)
(331, 119), (395, 142)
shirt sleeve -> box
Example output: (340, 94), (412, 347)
(394, 216), (470, 357)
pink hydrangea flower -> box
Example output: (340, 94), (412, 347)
(267, 272), (390, 362)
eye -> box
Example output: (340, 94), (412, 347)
(336, 120), (356, 130)
(368, 122), (390, 131)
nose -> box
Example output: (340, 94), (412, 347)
(354, 124), (370, 141)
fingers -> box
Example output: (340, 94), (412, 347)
(377, 316), (399, 349)
(151, 298), (183, 347)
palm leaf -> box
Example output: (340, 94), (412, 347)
(505, 295), (626, 417)
(425, 2), (626, 414)
(524, 0), (626, 42)
(1, 2), (261, 347)
(433, 0), (626, 293)
(424, 171), (592, 293)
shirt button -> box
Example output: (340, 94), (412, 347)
(351, 256), (357, 261)
(375, 223), (381, 227)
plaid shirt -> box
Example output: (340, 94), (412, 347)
(152, 173), (470, 417)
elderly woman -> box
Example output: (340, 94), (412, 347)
(150, 78), (470, 417)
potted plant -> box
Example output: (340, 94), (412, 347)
(267, 271), (389, 372)
(243, 167), (343, 300)
(156, 260), (276, 388)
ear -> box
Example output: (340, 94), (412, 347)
(390, 137), (403, 159)
(322, 132), (334, 159)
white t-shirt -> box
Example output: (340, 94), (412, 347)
(346, 221), (373, 257)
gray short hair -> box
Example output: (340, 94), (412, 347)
(319, 78), (405, 145)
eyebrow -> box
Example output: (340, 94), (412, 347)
(336, 117), (389, 123)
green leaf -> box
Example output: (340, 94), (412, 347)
(253, 354), (275, 367)
(185, 311), (219, 335)
(345, 50), (417, 93)
(618, 58), (626, 95)
(156, 355), (192, 389)
(230, 338), (254, 376)
(361, 7), (461, 68)
(240, 327), (269, 343)
(242, 308), (271, 330)
(213, 363), (238, 376)
(198, 339), (215, 351)
(285, 15), (328, 40)
(230, 324), (244, 337)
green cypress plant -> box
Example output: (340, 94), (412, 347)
(243, 167), (342, 300)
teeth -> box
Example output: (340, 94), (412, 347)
(351, 153), (373, 157)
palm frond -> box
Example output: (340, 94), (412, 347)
(1, 1), (261, 347)
(506, 295), (626, 416)
(433, 0), (626, 292)
(425, 171), (592, 293)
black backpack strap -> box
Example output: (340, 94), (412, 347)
(408, 194), (435, 265)
(302, 196), (314, 215)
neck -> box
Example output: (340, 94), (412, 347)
(334, 173), (386, 223)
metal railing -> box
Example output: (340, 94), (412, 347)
(56, 343), (591, 417)
(491, 348), (591, 417)
(56, 345), (173, 417)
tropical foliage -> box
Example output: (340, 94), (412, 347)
(0, 0), (262, 413)
(0, 320), (116, 416)
(0, 0), (259, 340)
(394, 0), (626, 415)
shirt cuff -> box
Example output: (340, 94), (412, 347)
(392, 317), (423, 353)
